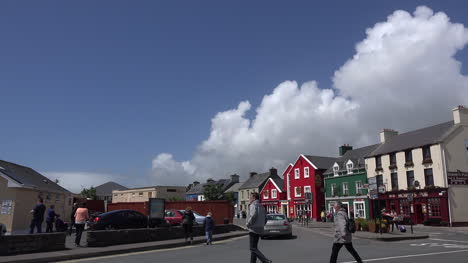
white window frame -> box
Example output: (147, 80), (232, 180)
(263, 190), (269, 199)
(295, 168), (300, 179)
(355, 181), (363, 194)
(342, 201), (350, 218)
(304, 186), (311, 193)
(272, 189), (277, 199)
(304, 167), (310, 178)
(354, 201), (366, 219)
(343, 182), (349, 196)
(331, 183), (336, 196)
(346, 160), (354, 174)
(333, 163), (339, 176)
(295, 186), (302, 197)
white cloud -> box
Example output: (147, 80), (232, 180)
(44, 172), (124, 193)
(151, 6), (468, 185)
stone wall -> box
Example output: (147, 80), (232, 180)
(0, 232), (66, 255)
(87, 224), (243, 247)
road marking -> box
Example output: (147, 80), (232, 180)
(58, 236), (247, 263)
(340, 249), (468, 263)
(430, 238), (468, 243)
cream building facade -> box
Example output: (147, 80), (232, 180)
(365, 106), (468, 226)
(112, 186), (186, 202)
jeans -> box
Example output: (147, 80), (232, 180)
(46, 221), (54, 233)
(249, 232), (270, 263)
(183, 224), (193, 241)
(206, 231), (213, 243)
(329, 242), (363, 263)
(75, 223), (85, 246)
(29, 220), (42, 234)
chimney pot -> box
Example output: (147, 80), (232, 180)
(380, 129), (398, 143)
(453, 105), (468, 125)
(249, 172), (257, 178)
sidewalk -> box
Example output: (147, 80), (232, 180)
(0, 231), (248, 263)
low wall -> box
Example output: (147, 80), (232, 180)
(0, 232), (66, 256)
(87, 224), (243, 247)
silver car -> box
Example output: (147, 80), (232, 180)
(262, 214), (292, 238)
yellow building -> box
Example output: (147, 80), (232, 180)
(0, 160), (73, 234)
(112, 186), (186, 202)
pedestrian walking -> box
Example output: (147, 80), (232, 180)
(46, 205), (58, 233)
(246, 192), (272, 263)
(203, 212), (215, 245)
(329, 201), (363, 263)
(321, 210), (326, 222)
(74, 203), (89, 247)
(68, 203), (77, 236)
(182, 207), (195, 244)
(29, 198), (46, 234)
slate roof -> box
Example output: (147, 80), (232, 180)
(239, 171), (281, 190)
(95, 181), (128, 196)
(271, 177), (285, 191)
(303, 155), (337, 170)
(186, 179), (235, 195)
(224, 182), (243, 193)
(324, 144), (380, 175)
(0, 160), (70, 193)
(367, 121), (457, 157)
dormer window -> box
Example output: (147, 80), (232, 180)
(346, 160), (354, 174)
(333, 163), (339, 176)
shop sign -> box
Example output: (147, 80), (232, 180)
(447, 171), (468, 185)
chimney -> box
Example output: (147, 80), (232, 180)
(380, 129), (398, 143)
(193, 181), (200, 186)
(453, 105), (468, 125)
(206, 178), (215, 184)
(249, 172), (257, 178)
(269, 167), (278, 176)
(230, 174), (240, 183)
(339, 144), (353, 156)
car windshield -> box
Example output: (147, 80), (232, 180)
(267, 215), (286, 221)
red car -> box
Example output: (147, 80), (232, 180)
(164, 210), (184, 225)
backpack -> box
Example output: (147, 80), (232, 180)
(347, 215), (356, 233)
(258, 204), (268, 225)
(399, 225), (406, 232)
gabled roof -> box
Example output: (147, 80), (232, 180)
(302, 155), (337, 170)
(186, 178), (235, 195)
(261, 177), (285, 193)
(95, 181), (128, 196)
(239, 171), (281, 190)
(324, 144), (380, 175)
(0, 160), (70, 193)
(367, 121), (457, 157)
(224, 182), (243, 193)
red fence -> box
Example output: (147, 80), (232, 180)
(108, 200), (234, 225)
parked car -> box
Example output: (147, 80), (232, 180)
(165, 210), (184, 225)
(178, 210), (206, 225)
(262, 214), (292, 238)
(90, 209), (168, 230)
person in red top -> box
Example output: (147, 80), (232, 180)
(74, 203), (89, 247)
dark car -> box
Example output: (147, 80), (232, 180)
(90, 209), (168, 230)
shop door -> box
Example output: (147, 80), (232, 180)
(282, 205), (288, 217)
(415, 204), (423, 224)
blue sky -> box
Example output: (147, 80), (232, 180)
(1, 1), (468, 191)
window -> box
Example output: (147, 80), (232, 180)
(241, 191), (244, 199)
(132, 193), (135, 197)
(343, 183), (349, 196)
(263, 190), (269, 199)
(295, 168), (300, 179)
(377, 175), (384, 187)
(354, 201), (366, 218)
(139, 192), (144, 196)
(428, 198), (441, 217)
(295, 187), (302, 197)
(406, 171), (415, 188)
(331, 184), (337, 196)
(333, 163), (339, 176)
(355, 181), (363, 194)
(148, 192), (153, 198)
(272, 189), (277, 199)
(1, 200), (13, 215)
(390, 153), (397, 165)
(376, 156), (382, 169)
(304, 186), (311, 193)
(114, 194), (118, 197)
(167, 189), (177, 192)
(400, 200), (410, 216)
(424, 168), (434, 186)
(304, 167), (310, 178)
(346, 161), (353, 174)
(405, 150), (413, 163)
(391, 172), (399, 191)
(423, 146), (432, 159)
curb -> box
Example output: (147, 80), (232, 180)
(355, 234), (429, 242)
(0, 231), (248, 263)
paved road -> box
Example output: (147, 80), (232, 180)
(59, 225), (468, 263)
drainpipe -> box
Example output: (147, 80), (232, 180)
(442, 146), (453, 227)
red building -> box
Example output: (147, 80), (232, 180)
(283, 155), (336, 221)
(260, 177), (286, 214)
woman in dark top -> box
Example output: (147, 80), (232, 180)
(46, 205), (58, 233)
(182, 207), (196, 244)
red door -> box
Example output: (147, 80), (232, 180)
(415, 204), (423, 224)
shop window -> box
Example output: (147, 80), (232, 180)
(400, 200), (410, 216)
(428, 198), (441, 217)
(354, 201), (365, 218)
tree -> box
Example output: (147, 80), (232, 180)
(203, 184), (225, 201)
(80, 186), (97, 200)
(167, 196), (184, 201)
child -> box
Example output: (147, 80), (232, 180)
(203, 212), (215, 245)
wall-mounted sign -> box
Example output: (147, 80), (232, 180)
(447, 171), (468, 185)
